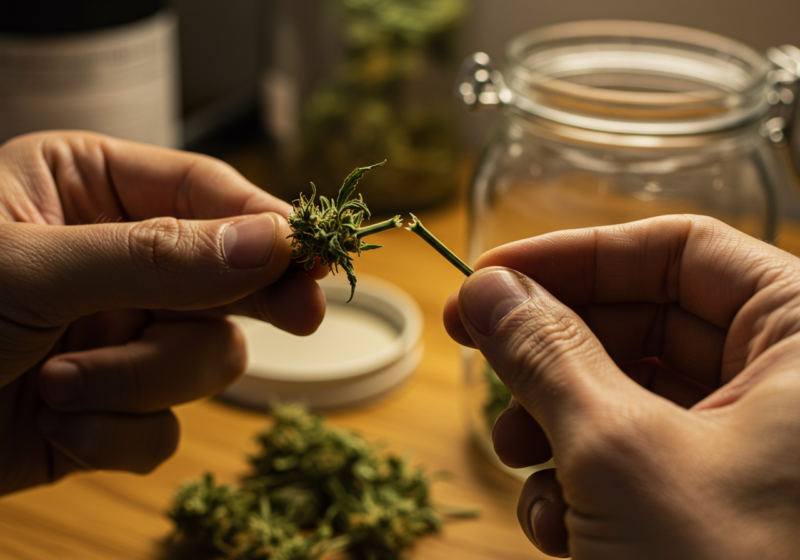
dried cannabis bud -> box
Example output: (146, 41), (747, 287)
(167, 404), (476, 560)
(287, 162), (402, 301)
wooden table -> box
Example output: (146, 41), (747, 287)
(0, 195), (544, 560)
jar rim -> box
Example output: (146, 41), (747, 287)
(503, 20), (774, 135)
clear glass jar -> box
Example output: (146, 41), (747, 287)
(457, 20), (800, 478)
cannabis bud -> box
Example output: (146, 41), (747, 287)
(287, 162), (402, 301)
(166, 404), (477, 560)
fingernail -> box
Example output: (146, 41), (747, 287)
(463, 270), (530, 335)
(529, 499), (549, 546)
(222, 214), (276, 269)
(38, 407), (62, 435)
(42, 360), (84, 405)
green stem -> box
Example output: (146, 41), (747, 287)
(407, 214), (474, 276)
(434, 502), (483, 519)
(356, 215), (403, 238)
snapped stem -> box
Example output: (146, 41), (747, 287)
(356, 215), (403, 238)
(407, 214), (474, 276)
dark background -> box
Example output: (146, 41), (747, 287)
(173, 0), (800, 147)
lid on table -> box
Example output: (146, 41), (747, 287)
(222, 274), (424, 410)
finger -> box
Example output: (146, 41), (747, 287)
(22, 132), (292, 224)
(473, 214), (796, 329)
(446, 293), (727, 386)
(493, 397), (552, 468)
(300, 258), (330, 281)
(458, 267), (644, 445)
(222, 267), (326, 336)
(618, 358), (711, 408)
(150, 266), (327, 336)
(518, 469), (569, 557)
(0, 213), (325, 329)
(39, 318), (245, 413)
(38, 407), (179, 474)
(61, 309), (148, 352)
(576, 302), (726, 388)
(492, 360), (709, 474)
(444, 290), (476, 348)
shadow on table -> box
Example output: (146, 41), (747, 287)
(157, 538), (222, 560)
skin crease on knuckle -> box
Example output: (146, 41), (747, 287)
(127, 217), (192, 272)
(125, 217), (216, 307)
(745, 290), (800, 361)
(496, 306), (595, 414)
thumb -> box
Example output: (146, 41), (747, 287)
(0, 213), (295, 327)
(458, 267), (639, 446)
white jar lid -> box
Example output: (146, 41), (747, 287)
(222, 274), (424, 409)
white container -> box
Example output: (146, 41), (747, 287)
(223, 274), (424, 410)
(0, 10), (181, 147)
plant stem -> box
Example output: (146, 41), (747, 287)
(433, 502), (483, 519)
(407, 214), (474, 276)
(356, 215), (403, 238)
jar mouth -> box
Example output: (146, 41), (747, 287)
(505, 20), (773, 135)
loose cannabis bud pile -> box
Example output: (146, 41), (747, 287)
(167, 404), (474, 560)
(287, 162), (402, 302)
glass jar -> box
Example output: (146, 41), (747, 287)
(456, 20), (800, 479)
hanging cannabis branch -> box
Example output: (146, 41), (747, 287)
(167, 404), (478, 560)
(288, 161), (402, 302)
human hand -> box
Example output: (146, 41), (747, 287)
(444, 215), (800, 559)
(0, 131), (327, 495)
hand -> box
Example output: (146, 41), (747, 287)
(0, 131), (327, 496)
(444, 215), (800, 559)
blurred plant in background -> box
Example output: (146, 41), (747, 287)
(285, 0), (467, 213)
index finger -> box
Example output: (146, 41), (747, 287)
(474, 215), (795, 329)
(39, 131), (291, 222)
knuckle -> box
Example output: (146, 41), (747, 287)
(532, 315), (591, 363)
(127, 217), (187, 275)
(504, 313), (592, 396)
(126, 218), (216, 306)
